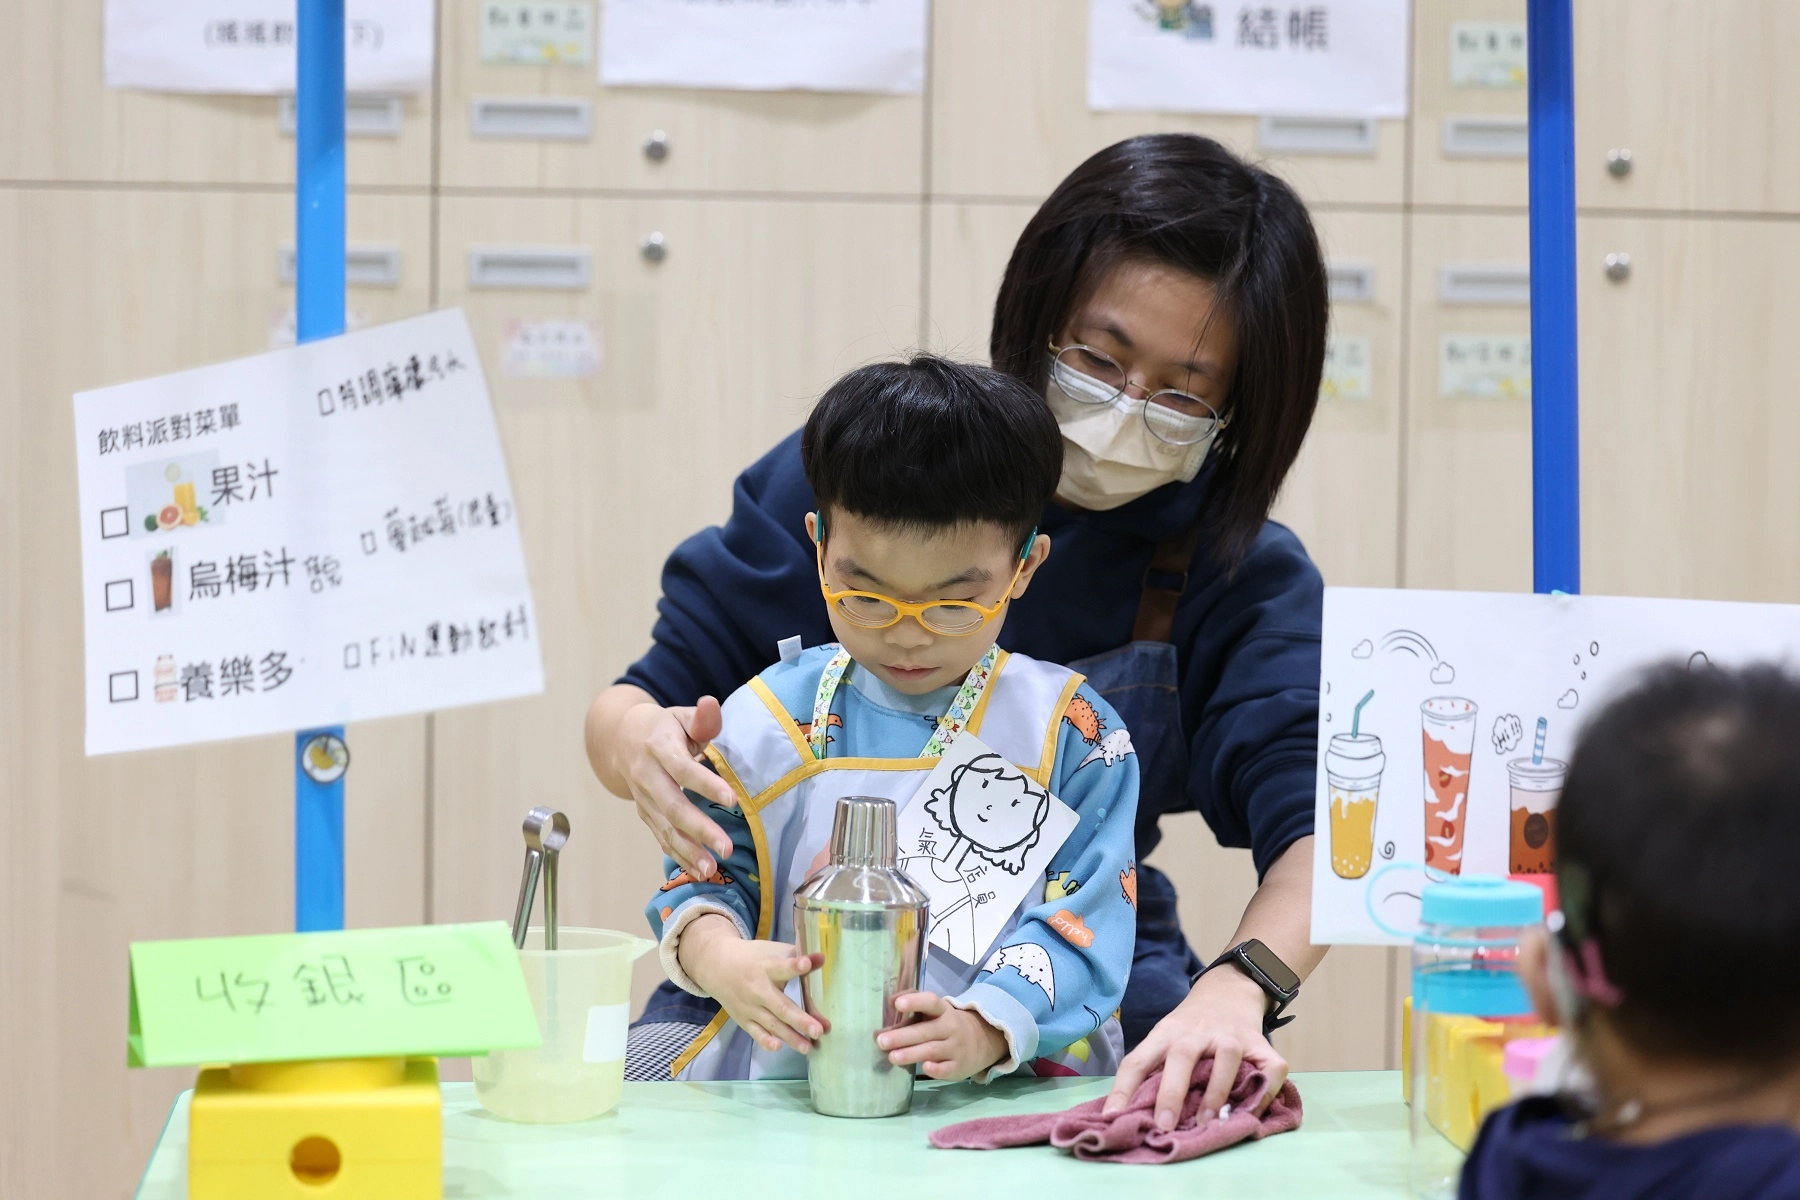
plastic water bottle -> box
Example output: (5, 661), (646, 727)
(1409, 875), (1544, 1198)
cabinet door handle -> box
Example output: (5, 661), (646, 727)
(468, 247), (593, 291)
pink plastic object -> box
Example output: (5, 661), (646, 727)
(1503, 1036), (1559, 1094)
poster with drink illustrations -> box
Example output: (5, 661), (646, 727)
(1311, 587), (1800, 944)
(74, 308), (543, 756)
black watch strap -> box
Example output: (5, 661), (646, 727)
(1203, 941), (1300, 1037)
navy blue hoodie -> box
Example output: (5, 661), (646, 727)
(618, 431), (1321, 875)
(1462, 1096), (1800, 1200)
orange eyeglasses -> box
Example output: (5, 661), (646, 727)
(813, 515), (1037, 636)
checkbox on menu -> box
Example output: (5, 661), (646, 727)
(105, 579), (135, 611)
(109, 670), (140, 703)
(100, 507), (130, 539)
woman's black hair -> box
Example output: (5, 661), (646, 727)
(1557, 662), (1800, 1065)
(801, 354), (1062, 545)
(990, 133), (1328, 566)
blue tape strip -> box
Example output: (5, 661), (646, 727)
(295, 0), (346, 932)
(1527, 0), (1580, 597)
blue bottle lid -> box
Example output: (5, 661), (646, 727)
(1419, 874), (1544, 929)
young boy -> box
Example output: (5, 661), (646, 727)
(643, 355), (1139, 1084)
(1463, 664), (1800, 1198)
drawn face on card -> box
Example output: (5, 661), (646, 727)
(897, 734), (1079, 965)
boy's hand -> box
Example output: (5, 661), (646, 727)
(678, 915), (825, 1055)
(877, 992), (1009, 1082)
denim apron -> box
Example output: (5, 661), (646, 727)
(1068, 522), (1206, 1050)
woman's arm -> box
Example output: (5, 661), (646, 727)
(584, 432), (831, 874)
(1104, 834), (1322, 1128)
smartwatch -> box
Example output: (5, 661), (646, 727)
(1203, 939), (1302, 1036)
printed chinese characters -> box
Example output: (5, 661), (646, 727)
(175, 651), (293, 702)
(1237, 5), (1328, 50)
(98, 404), (240, 456)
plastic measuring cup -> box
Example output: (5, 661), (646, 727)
(473, 927), (653, 1123)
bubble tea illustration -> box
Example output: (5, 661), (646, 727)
(1327, 690), (1384, 878)
(1507, 717), (1565, 875)
(1421, 697), (1477, 877)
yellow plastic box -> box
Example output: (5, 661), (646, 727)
(188, 1057), (440, 1199)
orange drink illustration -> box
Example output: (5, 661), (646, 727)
(173, 480), (199, 525)
(1326, 731), (1384, 878)
(1421, 697), (1477, 877)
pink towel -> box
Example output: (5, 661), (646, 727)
(927, 1060), (1303, 1164)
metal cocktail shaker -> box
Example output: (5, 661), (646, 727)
(794, 796), (929, 1118)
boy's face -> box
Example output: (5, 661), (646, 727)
(807, 508), (1051, 696)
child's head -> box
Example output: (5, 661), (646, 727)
(1528, 663), (1800, 1072)
(800, 355), (1061, 695)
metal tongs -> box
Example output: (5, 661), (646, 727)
(511, 806), (570, 949)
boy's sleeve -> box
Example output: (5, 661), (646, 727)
(645, 788), (763, 996)
(948, 684), (1140, 1080)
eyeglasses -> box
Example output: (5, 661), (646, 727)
(1047, 340), (1229, 447)
(813, 518), (1036, 636)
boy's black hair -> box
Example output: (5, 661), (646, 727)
(801, 354), (1062, 546)
(1557, 662), (1800, 1064)
(989, 133), (1328, 568)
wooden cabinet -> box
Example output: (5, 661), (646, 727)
(436, 5), (922, 194)
(1579, 215), (1800, 600)
(1576, 0), (1800, 214)
(1273, 210), (1406, 589)
(428, 196), (924, 1011)
(931, 0), (1405, 206)
(1410, 0), (1530, 209)
(0, 187), (432, 1199)
(0, 1), (432, 186)
(1403, 212), (1534, 591)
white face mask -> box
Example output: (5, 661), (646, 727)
(1045, 357), (1223, 511)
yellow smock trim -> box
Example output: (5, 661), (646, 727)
(669, 1009), (733, 1078)
(962, 649), (1010, 739)
(1034, 673), (1088, 786)
(749, 675), (812, 762)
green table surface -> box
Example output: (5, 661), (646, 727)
(136, 1071), (1410, 1198)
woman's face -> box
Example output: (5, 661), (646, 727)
(1056, 259), (1240, 418)
(951, 766), (1047, 850)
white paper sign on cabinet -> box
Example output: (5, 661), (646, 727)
(599, 0), (927, 94)
(105, 0), (435, 94)
(73, 309), (544, 756)
(1088, 0), (1411, 118)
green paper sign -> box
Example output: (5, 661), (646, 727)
(128, 922), (540, 1068)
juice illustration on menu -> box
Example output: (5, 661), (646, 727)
(1420, 697), (1477, 877)
(1508, 718), (1564, 875)
(1326, 689), (1384, 878)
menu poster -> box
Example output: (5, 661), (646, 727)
(74, 308), (543, 757)
(1312, 587), (1800, 945)
(104, 0), (436, 94)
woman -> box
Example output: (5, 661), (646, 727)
(586, 133), (1329, 1130)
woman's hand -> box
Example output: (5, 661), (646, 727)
(585, 684), (740, 876)
(678, 915), (825, 1055)
(1105, 964), (1286, 1130)
(877, 992), (1010, 1082)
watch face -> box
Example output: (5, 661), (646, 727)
(1241, 940), (1300, 997)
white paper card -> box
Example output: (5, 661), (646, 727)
(1450, 21), (1527, 88)
(896, 734), (1080, 965)
(481, 2), (595, 66)
(74, 309), (544, 756)
(501, 318), (603, 380)
(1439, 334), (1531, 399)
(1088, 0), (1411, 118)
(1321, 334), (1372, 401)
(1311, 587), (1800, 945)
(599, 0), (926, 94)
(105, 0), (435, 94)
(583, 1003), (630, 1062)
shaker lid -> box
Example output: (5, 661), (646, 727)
(831, 796), (897, 868)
